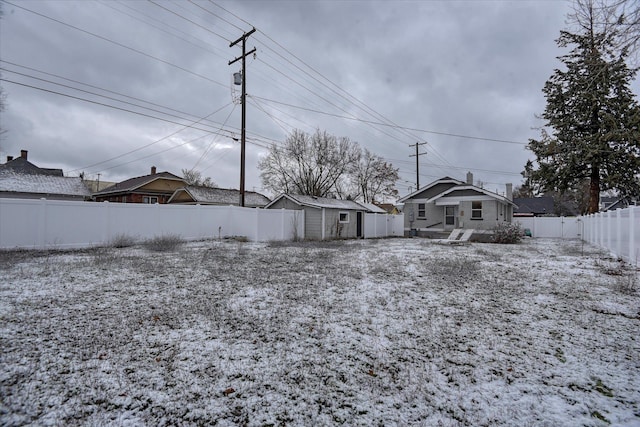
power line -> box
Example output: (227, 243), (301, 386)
(2, 0), (227, 88)
(251, 96), (529, 145)
(148, 0), (232, 44)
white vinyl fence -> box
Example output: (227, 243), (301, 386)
(516, 207), (640, 264)
(364, 213), (405, 238)
(581, 206), (640, 264)
(515, 217), (581, 239)
(0, 198), (304, 250)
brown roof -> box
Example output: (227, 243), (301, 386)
(94, 171), (184, 196)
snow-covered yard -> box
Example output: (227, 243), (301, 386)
(1, 238), (638, 426)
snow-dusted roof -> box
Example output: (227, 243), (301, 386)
(357, 202), (388, 213)
(0, 171), (91, 198)
(267, 194), (373, 211)
(0, 157), (64, 176)
(170, 186), (270, 207)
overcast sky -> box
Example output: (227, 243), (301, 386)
(1, 0), (626, 199)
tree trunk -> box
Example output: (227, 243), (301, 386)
(588, 167), (601, 213)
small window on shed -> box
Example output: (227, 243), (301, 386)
(339, 212), (350, 223)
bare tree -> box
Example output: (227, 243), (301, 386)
(348, 148), (399, 203)
(259, 129), (361, 197)
(569, 0), (640, 64)
(181, 169), (216, 188)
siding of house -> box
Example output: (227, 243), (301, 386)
(406, 201), (443, 229)
(459, 199), (503, 230)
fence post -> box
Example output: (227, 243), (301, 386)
(599, 211), (604, 248)
(616, 209), (622, 259)
(254, 208), (259, 242)
(630, 207), (636, 265)
(374, 213), (378, 238)
(104, 201), (111, 244)
(39, 198), (47, 249)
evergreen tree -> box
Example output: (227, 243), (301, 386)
(528, 29), (640, 213)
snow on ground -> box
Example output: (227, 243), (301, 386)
(0, 238), (638, 426)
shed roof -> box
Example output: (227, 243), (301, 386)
(357, 201), (388, 213)
(0, 171), (91, 197)
(266, 194), (373, 211)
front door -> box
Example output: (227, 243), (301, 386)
(356, 211), (363, 238)
(444, 206), (457, 230)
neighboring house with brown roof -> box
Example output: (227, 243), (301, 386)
(374, 203), (401, 215)
(167, 185), (271, 208)
(0, 149), (63, 176)
(93, 167), (186, 204)
(0, 171), (91, 201)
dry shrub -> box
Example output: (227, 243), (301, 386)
(492, 222), (524, 244)
(142, 234), (184, 252)
(109, 234), (137, 248)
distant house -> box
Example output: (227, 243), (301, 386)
(398, 172), (515, 239)
(93, 167), (186, 204)
(168, 186), (271, 208)
(0, 171), (91, 201)
(357, 202), (388, 214)
(265, 194), (378, 240)
(0, 149), (91, 200)
(0, 149), (63, 176)
(374, 203), (401, 215)
(513, 196), (555, 217)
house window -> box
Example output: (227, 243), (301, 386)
(339, 212), (350, 223)
(445, 206), (455, 225)
(417, 203), (426, 219)
(471, 201), (482, 219)
(143, 196), (158, 204)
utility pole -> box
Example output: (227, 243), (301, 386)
(229, 28), (256, 207)
(409, 142), (427, 190)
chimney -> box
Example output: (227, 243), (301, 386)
(506, 183), (513, 201)
(6, 156), (13, 162)
(466, 171), (473, 185)
(151, 166), (156, 175)
(20, 150), (28, 160)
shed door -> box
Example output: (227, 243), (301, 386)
(356, 212), (363, 238)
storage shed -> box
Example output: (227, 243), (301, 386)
(265, 194), (373, 240)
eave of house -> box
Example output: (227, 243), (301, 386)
(397, 177), (464, 203)
(428, 185), (516, 206)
